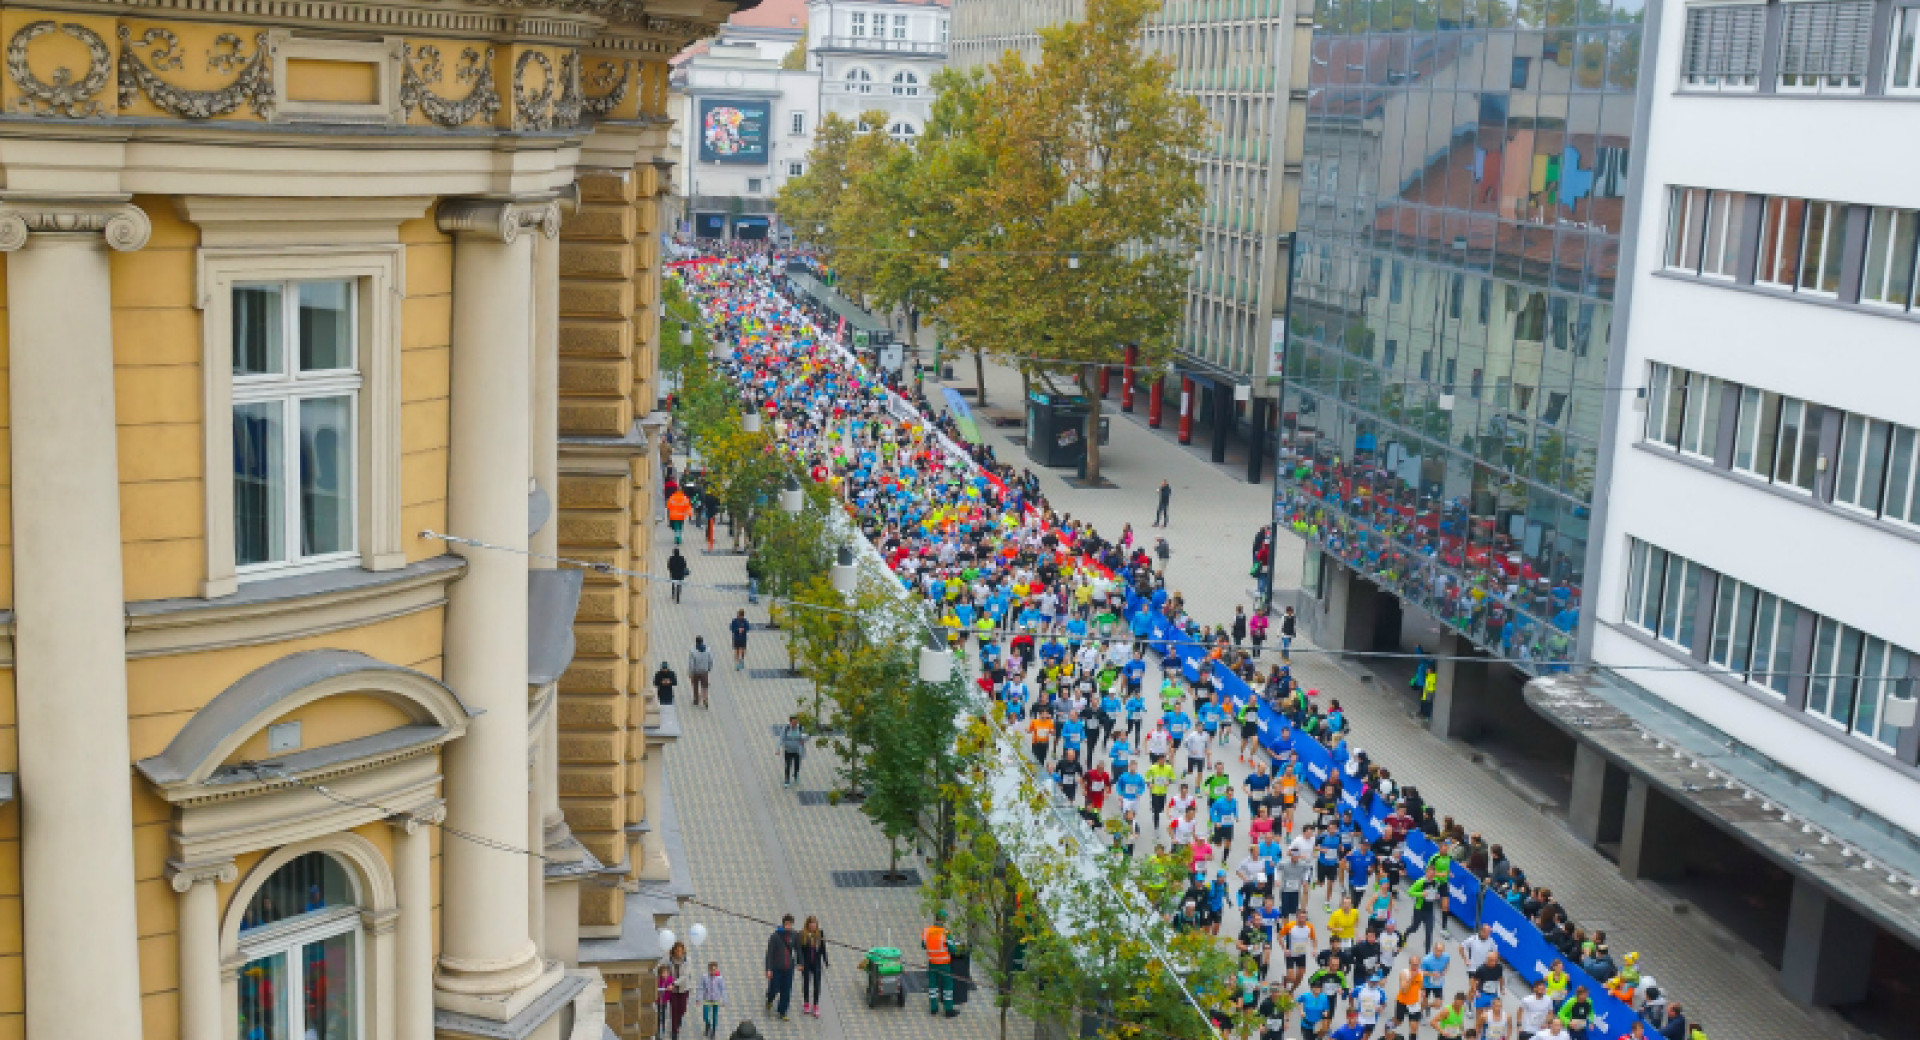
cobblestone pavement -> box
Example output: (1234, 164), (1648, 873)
(930, 358), (1838, 1039)
(651, 530), (1022, 1040)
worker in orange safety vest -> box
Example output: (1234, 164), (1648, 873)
(666, 489), (693, 545)
(923, 909), (956, 1017)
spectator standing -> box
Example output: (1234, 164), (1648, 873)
(763, 915), (798, 1021)
(653, 660), (679, 708)
(1154, 480), (1172, 527)
(797, 916), (830, 1018)
(696, 962), (727, 1038)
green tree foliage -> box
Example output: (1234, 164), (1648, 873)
(778, 0), (1203, 478)
(779, 37), (808, 70)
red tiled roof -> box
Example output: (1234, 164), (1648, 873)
(726, 0), (809, 29)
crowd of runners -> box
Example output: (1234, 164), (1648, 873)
(671, 250), (1704, 1040)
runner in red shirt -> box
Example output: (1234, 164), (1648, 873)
(1083, 764), (1113, 813)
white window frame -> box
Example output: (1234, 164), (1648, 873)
(1772, 397), (1820, 493)
(199, 247), (406, 597)
(1777, 0), (1872, 94)
(1891, 6), (1920, 93)
(1861, 206), (1920, 311)
(231, 284), (362, 578)
(893, 13), (909, 39)
(892, 70), (920, 96)
(788, 160), (805, 177)
(846, 67), (873, 94)
(1886, 425), (1920, 527)
(1665, 187), (1707, 272)
(850, 10), (867, 37)
(790, 110), (806, 135)
(1699, 191), (1744, 280)
(236, 905), (365, 1040)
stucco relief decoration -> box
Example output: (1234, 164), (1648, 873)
(553, 50), (584, 128)
(580, 57), (630, 118)
(400, 44), (500, 128)
(7, 21), (112, 118)
(116, 27), (275, 119)
(512, 49), (554, 131)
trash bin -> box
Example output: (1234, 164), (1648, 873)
(949, 946), (973, 1006)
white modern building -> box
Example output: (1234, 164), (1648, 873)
(671, 38), (820, 239)
(949, 0), (1310, 479)
(807, 0), (953, 141)
(1533, 0), (1920, 1030)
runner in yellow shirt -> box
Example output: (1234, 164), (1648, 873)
(1327, 896), (1361, 948)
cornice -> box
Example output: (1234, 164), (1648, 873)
(23, 0), (728, 49)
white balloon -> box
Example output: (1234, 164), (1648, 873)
(657, 928), (676, 953)
(689, 923), (709, 948)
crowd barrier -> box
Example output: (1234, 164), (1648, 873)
(1127, 589), (1640, 1037)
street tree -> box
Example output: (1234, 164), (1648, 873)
(943, 0), (1204, 481)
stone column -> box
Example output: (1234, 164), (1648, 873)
(169, 859), (237, 1040)
(1781, 877), (1875, 1007)
(0, 200), (150, 1040)
(434, 198), (562, 1020)
(390, 806), (442, 1040)
(532, 228), (562, 561)
(1616, 774), (1690, 881)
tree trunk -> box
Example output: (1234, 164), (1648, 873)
(1081, 364), (1104, 484)
(973, 347), (989, 407)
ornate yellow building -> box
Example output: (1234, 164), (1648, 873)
(0, 2), (743, 1039)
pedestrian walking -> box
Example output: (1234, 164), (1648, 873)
(763, 916), (799, 1021)
(667, 487), (693, 544)
(1280, 606), (1297, 660)
(697, 962), (727, 1038)
(1154, 479), (1172, 526)
(797, 916), (830, 1018)
(1231, 606), (1248, 648)
(730, 609), (751, 669)
(777, 714), (807, 787)
(688, 638), (714, 707)
(653, 660), (679, 708)
(662, 940), (693, 1040)
(668, 547), (690, 603)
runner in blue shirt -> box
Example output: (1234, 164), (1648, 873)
(1164, 708), (1193, 743)
(1197, 701), (1224, 744)
(1107, 735), (1131, 774)
(1316, 828), (1345, 910)
(1116, 766), (1147, 817)
(1298, 982), (1333, 1036)
(1123, 692), (1147, 742)
(1418, 946), (1451, 1013)
(1040, 639), (1066, 665)
(1060, 716), (1086, 755)
(1344, 844), (1375, 904)
(1122, 654), (1147, 694)
(1209, 794), (1239, 861)
(1065, 615), (1087, 648)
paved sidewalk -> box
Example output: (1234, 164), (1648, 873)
(930, 358), (1835, 1040)
(651, 531), (1019, 1040)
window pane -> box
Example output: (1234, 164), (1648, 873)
(242, 851), (356, 931)
(238, 952), (290, 1040)
(1895, 9), (1920, 89)
(1758, 198), (1804, 286)
(1863, 209), (1918, 309)
(299, 281), (354, 371)
(1661, 372), (1688, 448)
(1888, 427), (1918, 524)
(1703, 193), (1746, 278)
(1799, 202), (1844, 294)
(300, 397), (354, 558)
(234, 285), (285, 376)
(1731, 584), (1758, 677)
(302, 931), (357, 1040)
(1645, 364), (1672, 444)
(1767, 601), (1798, 695)
(1682, 375), (1722, 456)
(234, 401), (286, 567)
(1733, 387), (1762, 472)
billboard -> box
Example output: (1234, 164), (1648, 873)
(698, 100), (771, 164)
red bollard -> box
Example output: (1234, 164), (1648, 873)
(1148, 377), (1165, 427)
(1121, 345), (1137, 412)
(1097, 365), (1110, 398)
(1177, 377), (1194, 444)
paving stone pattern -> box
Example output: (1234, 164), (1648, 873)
(650, 531), (1018, 1040)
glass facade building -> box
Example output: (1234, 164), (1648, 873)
(1274, 0), (1645, 666)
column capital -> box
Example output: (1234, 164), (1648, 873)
(435, 198), (560, 243)
(166, 857), (238, 893)
(0, 199), (150, 252)
(388, 801), (449, 836)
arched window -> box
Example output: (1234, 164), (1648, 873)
(891, 70), (920, 97)
(845, 68), (872, 94)
(238, 852), (361, 1040)
(889, 121), (919, 141)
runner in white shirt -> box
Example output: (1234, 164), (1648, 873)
(1516, 982), (1554, 1040)
(1354, 975), (1389, 1034)
(1144, 726), (1172, 764)
(1180, 727), (1211, 777)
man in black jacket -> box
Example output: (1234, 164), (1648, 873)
(667, 548), (690, 604)
(764, 915), (798, 1021)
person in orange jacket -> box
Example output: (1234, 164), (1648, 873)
(666, 489), (694, 545)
